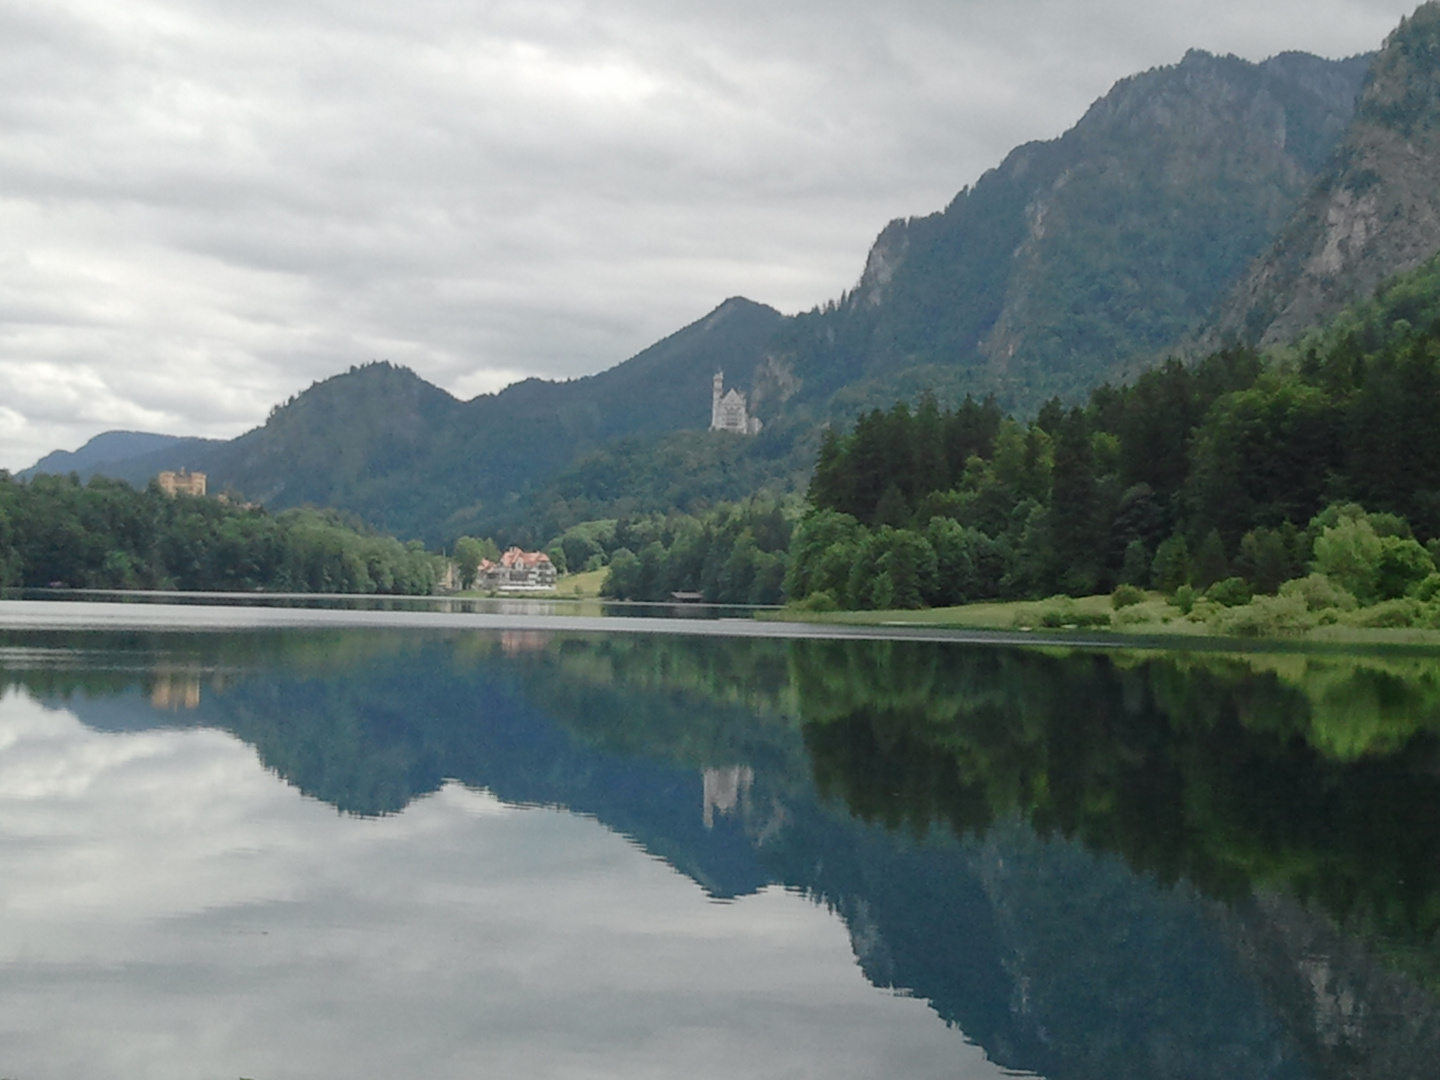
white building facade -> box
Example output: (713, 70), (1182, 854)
(710, 372), (762, 435)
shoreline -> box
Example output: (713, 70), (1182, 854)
(765, 593), (1440, 650)
(3, 596), (1440, 655)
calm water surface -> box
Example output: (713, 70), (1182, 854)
(1, 611), (1439, 1079)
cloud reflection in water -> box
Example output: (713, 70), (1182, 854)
(0, 687), (1015, 1080)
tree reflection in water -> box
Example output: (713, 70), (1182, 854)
(6, 628), (1440, 1076)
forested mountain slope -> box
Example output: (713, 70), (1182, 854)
(769, 48), (1369, 413)
(170, 297), (787, 542)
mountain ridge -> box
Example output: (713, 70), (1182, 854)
(18, 431), (225, 484)
(770, 45), (1372, 410)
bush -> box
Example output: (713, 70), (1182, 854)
(1111, 583), (1145, 609)
(1206, 576), (1253, 607)
(1344, 598), (1422, 628)
(793, 590), (839, 612)
(1279, 573), (1358, 612)
(1036, 604), (1111, 629)
(1186, 598), (1221, 622)
(1112, 604), (1159, 627)
(601, 547), (638, 598)
(1412, 572), (1440, 602)
(1212, 594), (1316, 637)
(1171, 583), (1197, 615)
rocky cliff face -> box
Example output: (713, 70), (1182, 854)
(1206, 3), (1440, 348)
(982, 50), (1368, 383)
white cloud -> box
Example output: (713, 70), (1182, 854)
(0, 0), (1420, 469)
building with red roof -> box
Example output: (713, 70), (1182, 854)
(477, 547), (557, 590)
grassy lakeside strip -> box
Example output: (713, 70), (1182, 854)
(767, 592), (1440, 648)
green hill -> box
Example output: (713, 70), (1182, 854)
(114, 297), (786, 543)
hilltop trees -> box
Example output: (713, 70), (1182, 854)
(0, 472), (441, 594)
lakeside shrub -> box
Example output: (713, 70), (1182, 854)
(1111, 583), (1145, 609)
(1206, 576), (1253, 607)
(1112, 604), (1160, 627)
(1279, 573), (1357, 612)
(1034, 600), (1111, 629)
(1344, 598), (1423, 629)
(1171, 583), (1197, 615)
(794, 590), (839, 612)
(1212, 594), (1316, 637)
(1186, 598), (1221, 623)
(1412, 572), (1440, 601)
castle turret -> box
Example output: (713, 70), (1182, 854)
(712, 371), (724, 429)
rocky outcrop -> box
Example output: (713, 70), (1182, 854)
(1205, 3), (1440, 348)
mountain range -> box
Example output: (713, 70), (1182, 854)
(22, 3), (1440, 545)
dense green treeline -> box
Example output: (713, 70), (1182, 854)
(787, 255), (1440, 610)
(594, 497), (796, 604)
(0, 472), (440, 593)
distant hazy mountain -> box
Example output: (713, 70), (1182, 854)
(1205, 3), (1440, 347)
(18, 431), (223, 484)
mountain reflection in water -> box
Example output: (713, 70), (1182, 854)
(3, 627), (1440, 1079)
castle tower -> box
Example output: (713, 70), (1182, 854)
(709, 370), (762, 435)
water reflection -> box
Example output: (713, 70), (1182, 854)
(7, 587), (764, 620)
(1, 628), (1439, 1077)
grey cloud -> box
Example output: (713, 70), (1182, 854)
(0, 0), (1420, 468)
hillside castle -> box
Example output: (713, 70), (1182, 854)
(710, 372), (761, 435)
(157, 468), (206, 497)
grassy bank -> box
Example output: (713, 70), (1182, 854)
(553, 569), (608, 598)
(770, 591), (1440, 647)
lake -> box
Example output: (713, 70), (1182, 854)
(1, 603), (1438, 1079)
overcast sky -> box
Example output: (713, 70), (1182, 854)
(0, 0), (1421, 470)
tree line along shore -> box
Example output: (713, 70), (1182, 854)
(7, 255), (1440, 639)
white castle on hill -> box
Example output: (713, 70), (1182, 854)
(710, 371), (762, 435)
